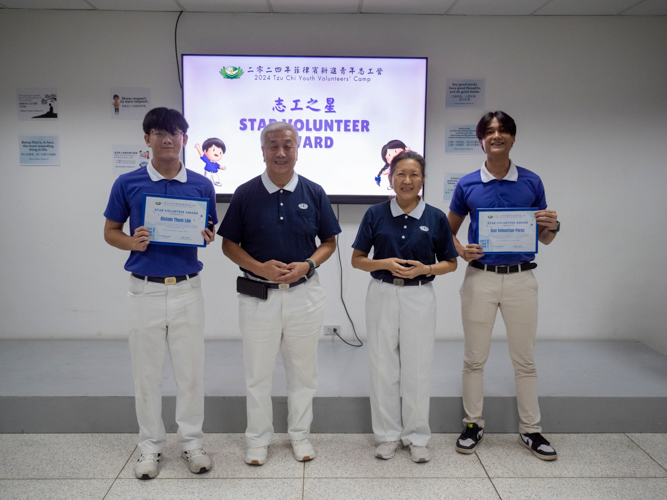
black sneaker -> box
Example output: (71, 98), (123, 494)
(519, 433), (558, 461)
(455, 423), (484, 454)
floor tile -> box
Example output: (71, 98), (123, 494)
(304, 478), (500, 500)
(304, 434), (488, 478)
(476, 434), (667, 478)
(0, 479), (113, 500)
(106, 478), (303, 499)
(492, 478), (667, 499)
(118, 433), (304, 479)
(0, 434), (137, 479)
(626, 433), (667, 470)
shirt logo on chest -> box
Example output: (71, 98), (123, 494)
(420, 226), (429, 232)
(298, 203), (308, 209)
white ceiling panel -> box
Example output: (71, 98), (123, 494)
(362, 0), (456, 15)
(449, 0), (549, 15)
(88, 0), (181, 11)
(0, 0), (92, 9)
(535, 0), (642, 15)
(621, 0), (667, 15)
(271, 0), (359, 14)
(178, 0), (270, 13)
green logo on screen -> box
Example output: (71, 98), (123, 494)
(155, 201), (161, 205)
(487, 215), (493, 219)
(220, 66), (244, 79)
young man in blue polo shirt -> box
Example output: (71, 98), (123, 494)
(219, 121), (341, 466)
(447, 111), (560, 461)
(104, 108), (217, 479)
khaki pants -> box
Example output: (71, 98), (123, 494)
(460, 265), (541, 434)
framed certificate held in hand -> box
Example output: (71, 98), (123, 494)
(141, 194), (210, 248)
(476, 208), (538, 254)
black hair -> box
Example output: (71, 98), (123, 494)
(476, 111), (516, 142)
(142, 107), (189, 135)
(113, 94), (119, 99)
(376, 139), (407, 185)
(389, 151), (425, 179)
(202, 137), (226, 154)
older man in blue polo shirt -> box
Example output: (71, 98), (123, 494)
(104, 108), (217, 479)
(447, 111), (560, 461)
(219, 121), (341, 466)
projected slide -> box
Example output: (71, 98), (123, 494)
(183, 55), (427, 203)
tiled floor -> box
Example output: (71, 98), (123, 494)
(1, 433), (666, 499)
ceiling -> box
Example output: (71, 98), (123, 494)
(0, 0), (666, 16)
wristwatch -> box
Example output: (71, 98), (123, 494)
(549, 221), (561, 234)
(305, 258), (317, 278)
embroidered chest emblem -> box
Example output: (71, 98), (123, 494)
(420, 226), (429, 232)
(298, 203), (308, 209)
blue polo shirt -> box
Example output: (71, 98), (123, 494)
(449, 161), (547, 266)
(104, 163), (218, 277)
(218, 171), (341, 279)
(352, 198), (457, 282)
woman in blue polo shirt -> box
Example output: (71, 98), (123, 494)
(352, 151), (458, 463)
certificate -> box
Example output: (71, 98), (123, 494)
(142, 194), (209, 248)
(476, 208), (538, 254)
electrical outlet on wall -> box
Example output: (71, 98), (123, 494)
(324, 325), (340, 336)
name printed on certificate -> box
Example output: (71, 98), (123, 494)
(477, 208), (538, 254)
(142, 194), (209, 248)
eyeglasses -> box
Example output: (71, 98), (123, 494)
(150, 130), (184, 140)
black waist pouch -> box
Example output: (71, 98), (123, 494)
(237, 276), (268, 300)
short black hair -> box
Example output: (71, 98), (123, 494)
(202, 137), (226, 154)
(476, 111), (516, 141)
(142, 107), (189, 135)
(389, 150), (425, 178)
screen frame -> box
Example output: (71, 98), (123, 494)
(182, 54), (428, 205)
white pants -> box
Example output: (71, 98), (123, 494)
(365, 279), (436, 447)
(460, 265), (541, 434)
(127, 274), (206, 454)
(238, 274), (326, 448)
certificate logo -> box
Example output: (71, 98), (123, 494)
(220, 66), (244, 79)
(155, 201), (161, 205)
(299, 203), (308, 209)
(487, 215), (493, 219)
(420, 226), (429, 232)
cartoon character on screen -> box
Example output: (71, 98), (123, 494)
(375, 140), (411, 189)
(194, 138), (227, 187)
(112, 95), (120, 115)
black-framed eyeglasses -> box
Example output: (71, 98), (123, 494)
(150, 130), (184, 140)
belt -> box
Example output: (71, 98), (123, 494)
(470, 261), (537, 274)
(380, 278), (431, 287)
(244, 274), (308, 290)
(131, 272), (198, 285)
(264, 276), (308, 290)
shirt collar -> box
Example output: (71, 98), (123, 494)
(480, 160), (518, 183)
(147, 161), (187, 183)
(261, 170), (299, 194)
(390, 196), (426, 219)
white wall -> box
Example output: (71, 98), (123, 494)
(1, 10), (666, 354)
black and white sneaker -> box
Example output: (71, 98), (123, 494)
(519, 433), (558, 461)
(455, 423), (484, 454)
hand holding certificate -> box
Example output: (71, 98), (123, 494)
(142, 194), (210, 248)
(476, 208), (538, 254)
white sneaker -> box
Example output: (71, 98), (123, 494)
(182, 447), (212, 474)
(134, 453), (161, 479)
(291, 438), (316, 462)
(375, 441), (402, 460)
(409, 445), (431, 463)
(245, 446), (268, 466)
